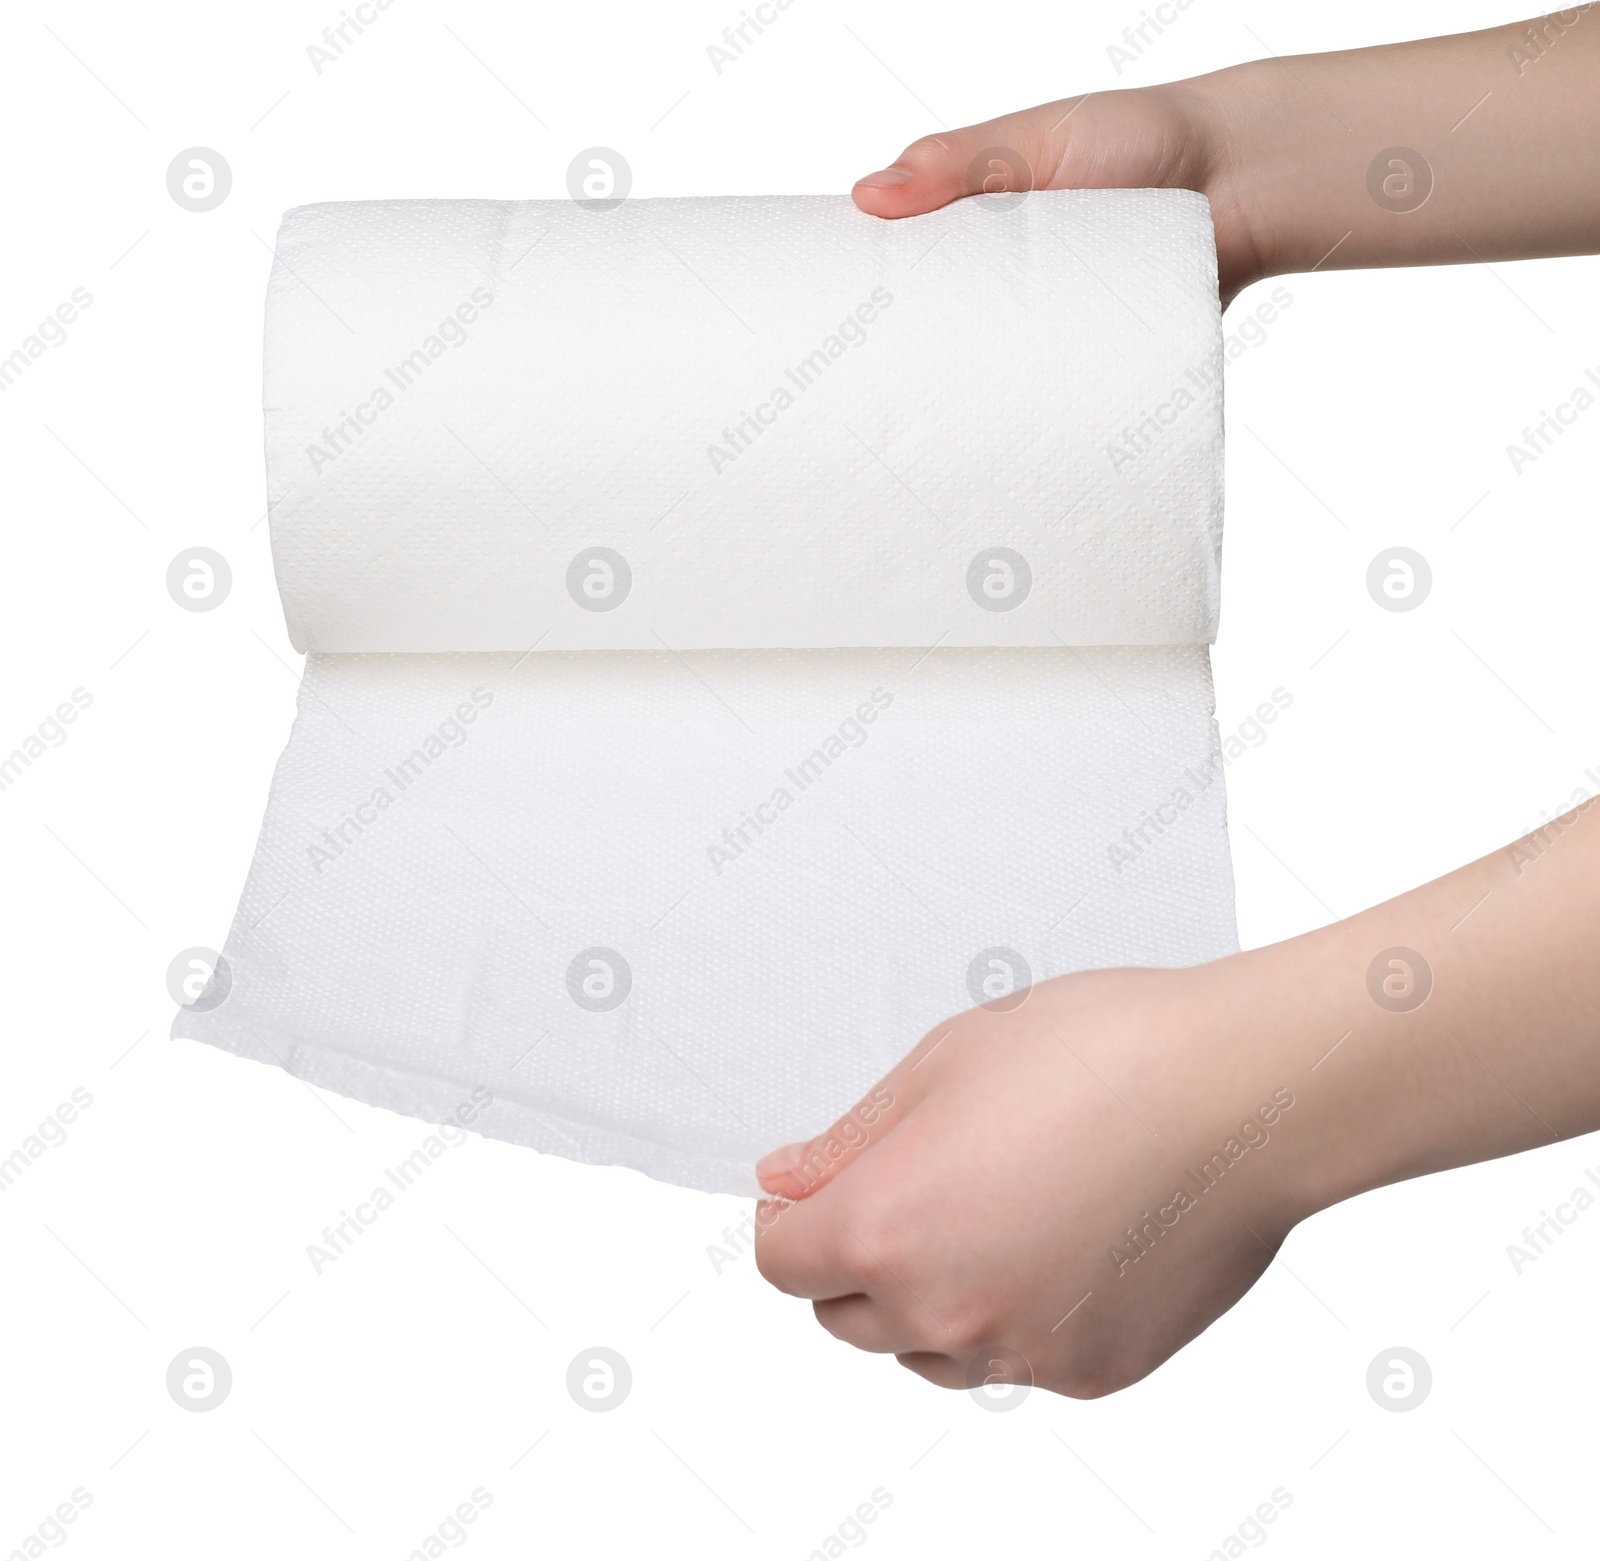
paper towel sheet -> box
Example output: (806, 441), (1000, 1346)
(263, 191), (1222, 652)
(174, 646), (1236, 1195)
(176, 189), (1235, 1195)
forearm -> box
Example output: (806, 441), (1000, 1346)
(1207, 799), (1600, 1227)
(1185, 14), (1600, 282)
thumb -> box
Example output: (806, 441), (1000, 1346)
(754, 1081), (899, 1200)
(754, 1021), (955, 1198)
(851, 101), (1083, 219)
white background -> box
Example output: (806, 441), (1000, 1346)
(2, 1), (1597, 1557)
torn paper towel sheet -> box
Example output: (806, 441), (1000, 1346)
(174, 647), (1235, 1195)
(175, 190), (1235, 1196)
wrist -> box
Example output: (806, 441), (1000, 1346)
(1191, 841), (1586, 1233)
(1154, 60), (1294, 298)
(1177, 924), (1438, 1230)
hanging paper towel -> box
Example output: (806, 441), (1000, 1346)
(174, 189), (1236, 1196)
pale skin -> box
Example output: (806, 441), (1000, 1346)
(752, 17), (1600, 1397)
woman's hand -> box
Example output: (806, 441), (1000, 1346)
(752, 961), (1304, 1397)
(754, 804), (1600, 1397)
(852, 85), (1270, 306)
(852, 17), (1600, 304)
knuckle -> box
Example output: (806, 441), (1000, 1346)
(840, 1207), (910, 1280)
(938, 1306), (993, 1356)
(897, 135), (951, 171)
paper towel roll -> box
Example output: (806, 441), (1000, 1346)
(176, 190), (1236, 1196)
(264, 191), (1223, 652)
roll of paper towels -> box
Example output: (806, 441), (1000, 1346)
(175, 189), (1236, 1195)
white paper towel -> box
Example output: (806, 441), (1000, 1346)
(263, 191), (1223, 652)
(175, 190), (1236, 1196)
(175, 647), (1235, 1193)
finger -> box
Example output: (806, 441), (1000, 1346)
(812, 1293), (913, 1354)
(753, 1091), (895, 1201)
(753, 1020), (955, 1200)
(895, 1351), (965, 1390)
(760, 1194), (953, 1349)
(851, 100), (1083, 218)
(752, 1196), (865, 1300)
